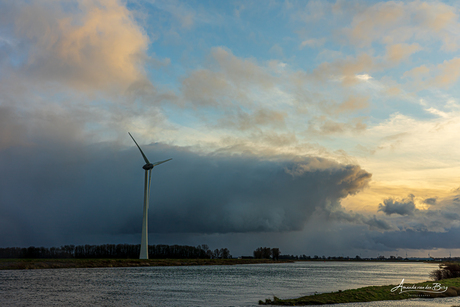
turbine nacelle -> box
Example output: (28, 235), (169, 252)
(143, 163), (154, 170)
(142, 158), (172, 170)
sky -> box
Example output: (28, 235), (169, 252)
(1, 0), (460, 258)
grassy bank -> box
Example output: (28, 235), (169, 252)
(259, 277), (460, 305)
(0, 258), (291, 270)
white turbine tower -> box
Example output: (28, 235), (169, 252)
(129, 132), (172, 259)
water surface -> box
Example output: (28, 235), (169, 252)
(1, 261), (457, 306)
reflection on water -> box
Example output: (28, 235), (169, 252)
(0, 261), (456, 306)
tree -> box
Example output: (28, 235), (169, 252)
(254, 247), (263, 259)
(271, 248), (280, 260)
(220, 248), (231, 259)
(212, 249), (221, 259)
(253, 247), (278, 259)
(199, 244), (209, 252)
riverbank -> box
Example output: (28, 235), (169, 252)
(259, 277), (460, 305)
(0, 258), (292, 270)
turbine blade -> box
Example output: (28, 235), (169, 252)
(152, 158), (172, 167)
(128, 132), (150, 164)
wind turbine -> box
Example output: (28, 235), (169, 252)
(129, 132), (172, 259)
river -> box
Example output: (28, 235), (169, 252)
(1, 261), (459, 306)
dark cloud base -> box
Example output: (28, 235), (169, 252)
(0, 136), (371, 249)
(2, 136), (460, 256)
(372, 228), (460, 250)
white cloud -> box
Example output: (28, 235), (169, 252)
(345, 1), (460, 51)
(425, 107), (449, 118)
(5, 0), (150, 93)
(356, 74), (372, 81)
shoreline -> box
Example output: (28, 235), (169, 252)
(0, 258), (292, 270)
(259, 277), (460, 305)
(0, 258), (438, 270)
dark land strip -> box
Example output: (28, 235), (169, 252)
(0, 258), (292, 270)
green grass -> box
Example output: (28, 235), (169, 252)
(259, 278), (460, 305)
(0, 258), (291, 270)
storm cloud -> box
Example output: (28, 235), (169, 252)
(423, 197), (437, 205)
(0, 133), (372, 247)
(378, 195), (416, 216)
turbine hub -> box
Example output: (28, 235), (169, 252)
(143, 163), (154, 170)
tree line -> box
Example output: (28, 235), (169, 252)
(253, 247), (280, 260)
(0, 244), (232, 259)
